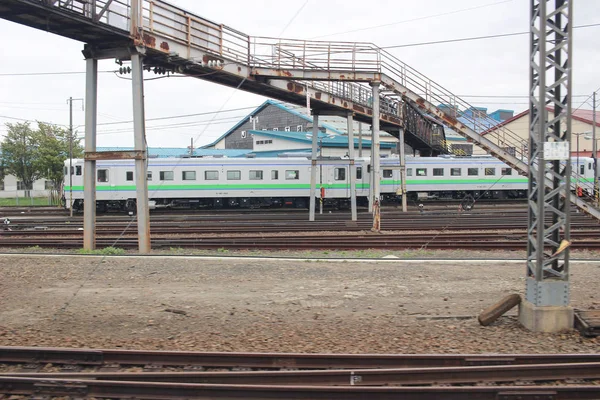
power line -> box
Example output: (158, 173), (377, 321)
(0, 114), (66, 127)
(380, 22), (600, 50)
(311, 0), (514, 39)
(279, 0), (309, 37)
(0, 70), (115, 77)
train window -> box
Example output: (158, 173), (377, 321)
(501, 168), (512, 176)
(468, 168), (478, 176)
(205, 171), (218, 180)
(416, 168), (427, 176)
(433, 168), (444, 176)
(271, 170), (279, 180)
(383, 169), (393, 178)
(249, 170), (263, 180)
(297, 125), (303, 132)
(227, 170), (241, 180)
(64, 166), (68, 175)
(286, 170), (299, 180)
(147, 171), (152, 181)
(182, 171), (196, 181)
(451, 168), (461, 176)
(76, 166), (82, 176)
(335, 168), (346, 180)
(407, 168), (412, 176)
(70, 166), (75, 175)
(97, 169), (109, 183)
(485, 168), (496, 176)
(126, 171), (133, 181)
(160, 171), (174, 181)
(356, 167), (362, 180)
(589, 163), (593, 170)
(580, 165), (585, 175)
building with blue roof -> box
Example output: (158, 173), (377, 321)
(437, 104), (514, 156)
(201, 99), (398, 156)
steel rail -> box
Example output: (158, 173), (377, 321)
(2, 228), (599, 237)
(0, 376), (599, 399)
(7, 362), (600, 386)
(0, 237), (598, 250)
(3, 347), (600, 369)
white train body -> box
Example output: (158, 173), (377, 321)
(63, 155), (596, 211)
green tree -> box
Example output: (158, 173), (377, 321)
(0, 121), (82, 202)
(0, 122), (40, 197)
(35, 122), (83, 203)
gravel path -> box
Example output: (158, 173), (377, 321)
(0, 254), (598, 354)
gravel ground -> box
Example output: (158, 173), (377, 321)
(0, 253), (599, 354)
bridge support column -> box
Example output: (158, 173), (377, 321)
(309, 113), (319, 221)
(370, 81), (381, 229)
(131, 51), (151, 253)
(83, 57), (98, 251)
(347, 112), (357, 221)
(399, 127), (407, 213)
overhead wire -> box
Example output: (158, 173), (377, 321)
(311, 0), (514, 39)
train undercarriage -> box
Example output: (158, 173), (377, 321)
(71, 196), (361, 213)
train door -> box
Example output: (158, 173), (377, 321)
(355, 164), (365, 197)
(96, 166), (113, 200)
(332, 165), (349, 198)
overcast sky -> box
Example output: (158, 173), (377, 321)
(0, 0), (598, 148)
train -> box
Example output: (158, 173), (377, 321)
(63, 155), (596, 212)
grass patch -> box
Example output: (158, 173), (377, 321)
(0, 197), (57, 207)
(77, 246), (126, 256)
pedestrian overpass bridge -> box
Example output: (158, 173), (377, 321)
(1, 0), (598, 236)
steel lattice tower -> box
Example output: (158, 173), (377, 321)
(526, 0), (573, 307)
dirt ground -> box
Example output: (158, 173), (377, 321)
(0, 253), (599, 354)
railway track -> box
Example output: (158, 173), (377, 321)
(0, 235), (599, 250)
(1, 347), (600, 399)
(1, 206), (598, 250)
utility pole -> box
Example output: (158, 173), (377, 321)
(189, 137), (194, 157)
(67, 97), (84, 217)
(593, 91), (598, 205)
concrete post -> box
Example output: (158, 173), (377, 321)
(370, 81), (381, 211)
(131, 52), (151, 253)
(399, 127), (407, 212)
(309, 113), (319, 221)
(83, 58), (98, 250)
(347, 112), (357, 221)
(593, 91), (598, 205)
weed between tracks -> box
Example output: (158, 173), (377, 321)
(76, 246), (126, 256)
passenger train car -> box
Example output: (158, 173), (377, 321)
(63, 155), (596, 212)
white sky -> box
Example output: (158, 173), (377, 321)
(0, 0), (598, 148)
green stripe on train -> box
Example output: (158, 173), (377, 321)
(63, 177), (591, 192)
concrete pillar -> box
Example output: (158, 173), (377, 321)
(347, 112), (357, 221)
(309, 114), (319, 221)
(370, 81), (381, 209)
(519, 301), (573, 333)
(83, 58), (98, 250)
(399, 127), (407, 212)
(131, 52), (151, 253)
